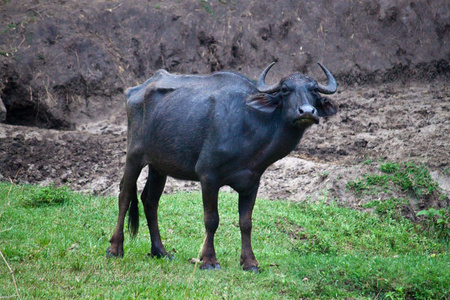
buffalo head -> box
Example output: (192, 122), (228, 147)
(246, 62), (337, 127)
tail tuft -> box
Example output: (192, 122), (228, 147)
(128, 193), (139, 237)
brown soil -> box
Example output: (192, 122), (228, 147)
(0, 0), (449, 212)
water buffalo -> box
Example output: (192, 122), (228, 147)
(107, 62), (337, 272)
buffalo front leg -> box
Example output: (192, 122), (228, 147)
(200, 180), (221, 270)
(107, 159), (142, 258)
(239, 186), (259, 272)
(141, 166), (169, 258)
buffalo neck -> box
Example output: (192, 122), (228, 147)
(246, 108), (306, 173)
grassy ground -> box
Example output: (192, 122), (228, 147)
(1, 182), (449, 299)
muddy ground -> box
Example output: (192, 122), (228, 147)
(0, 0), (449, 212)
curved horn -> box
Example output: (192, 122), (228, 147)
(317, 62), (337, 94)
(257, 62), (280, 93)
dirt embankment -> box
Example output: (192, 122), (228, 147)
(0, 0), (449, 211)
(1, 0), (448, 129)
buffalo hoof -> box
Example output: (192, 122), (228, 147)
(243, 266), (259, 273)
(106, 247), (123, 258)
(148, 252), (174, 261)
(165, 254), (175, 261)
(200, 263), (221, 270)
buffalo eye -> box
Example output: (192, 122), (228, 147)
(320, 97), (329, 105)
(280, 85), (291, 96)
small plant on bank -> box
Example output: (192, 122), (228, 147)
(417, 207), (450, 240)
(379, 161), (399, 173)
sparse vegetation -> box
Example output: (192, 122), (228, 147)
(362, 159), (373, 165)
(1, 182), (449, 299)
(197, 0), (215, 15)
(348, 161), (449, 242)
(379, 161), (400, 173)
(417, 207), (450, 240)
(347, 161), (442, 199)
(363, 197), (408, 220)
(196, 0), (236, 15)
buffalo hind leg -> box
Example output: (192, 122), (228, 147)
(200, 179), (221, 270)
(141, 166), (169, 258)
(107, 157), (142, 258)
(239, 186), (259, 272)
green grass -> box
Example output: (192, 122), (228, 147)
(1, 182), (449, 299)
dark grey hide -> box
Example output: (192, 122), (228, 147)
(107, 63), (338, 272)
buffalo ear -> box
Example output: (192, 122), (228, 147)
(246, 93), (280, 113)
(316, 97), (338, 117)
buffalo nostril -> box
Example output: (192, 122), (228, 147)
(299, 107), (316, 115)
